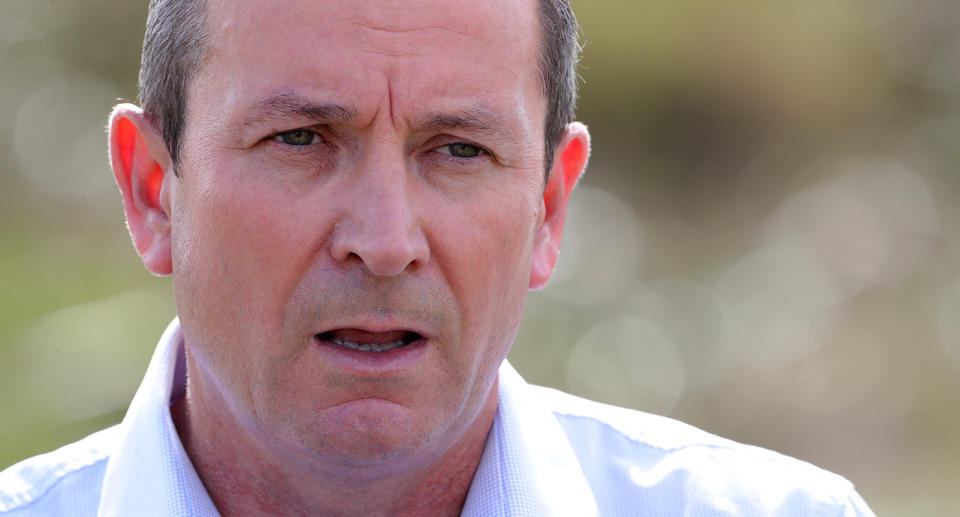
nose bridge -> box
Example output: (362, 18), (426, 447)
(331, 140), (428, 276)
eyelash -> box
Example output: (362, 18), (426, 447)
(272, 128), (323, 146)
(267, 130), (491, 165)
(435, 142), (487, 159)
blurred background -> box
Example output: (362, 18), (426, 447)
(1, 0), (958, 513)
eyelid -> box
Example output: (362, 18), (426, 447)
(433, 141), (489, 157)
(272, 127), (324, 144)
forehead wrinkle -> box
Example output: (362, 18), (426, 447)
(238, 92), (360, 129)
(338, 25), (487, 60)
(337, 3), (495, 42)
(355, 23), (489, 55)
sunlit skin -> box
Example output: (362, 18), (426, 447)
(108, 0), (589, 514)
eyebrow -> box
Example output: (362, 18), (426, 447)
(418, 106), (513, 142)
(239, 92), (359, 129)
(237, 93), (514, 143)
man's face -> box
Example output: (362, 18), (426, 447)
(168, 0), (550, 467)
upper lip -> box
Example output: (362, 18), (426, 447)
(314, 322), (432, 340)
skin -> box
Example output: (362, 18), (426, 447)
(108, 0), (590, 515)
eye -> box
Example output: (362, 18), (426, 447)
(274, 129), (321, 146)
(436, 143), (485, 158)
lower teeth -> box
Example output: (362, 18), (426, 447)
(330, 337), (406, 352)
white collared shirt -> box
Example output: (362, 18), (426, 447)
(1, 319), (874, 516)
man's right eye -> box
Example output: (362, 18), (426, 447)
(274, 129), (320, 146)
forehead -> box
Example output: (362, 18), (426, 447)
(192, 0), (544, 132)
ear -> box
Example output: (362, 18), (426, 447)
(108, 103), (174, 276)
(529, 122), (590, 290)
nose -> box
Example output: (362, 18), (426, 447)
(329, 154), (429, 277)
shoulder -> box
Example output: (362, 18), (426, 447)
(0, 426), (118, 516)
(529, 385), (874, 516)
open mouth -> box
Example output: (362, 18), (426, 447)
(316, 329), (423, 353)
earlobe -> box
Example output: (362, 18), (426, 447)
(529, 122), (590, 290)
(108, 103), (174, 276)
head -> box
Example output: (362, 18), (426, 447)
(109, 0), (589, 475)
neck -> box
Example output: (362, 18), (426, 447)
(171, 352), (497, 517)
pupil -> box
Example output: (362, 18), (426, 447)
(450, 144), (479, 158)
(281, 130), (313, 145)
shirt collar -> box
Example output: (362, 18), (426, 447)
(97, 318), (218, 517)
(96, 319), (598, 516)
(462, 362), (600, 516)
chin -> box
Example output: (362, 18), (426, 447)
(287, 398), (445, 473)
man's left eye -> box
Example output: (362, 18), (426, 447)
(436, 143), (485, 158)
(274, 129), (320, 146)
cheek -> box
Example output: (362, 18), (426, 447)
(177, 171), (316, 304)
(429, 188), (539, 348)
(170, 169), (325, 389)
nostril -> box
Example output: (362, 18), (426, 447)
(347, 244), (425, 276)
(329, 215), (429, 276)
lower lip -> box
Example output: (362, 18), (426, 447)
(312, 335), (429, 373)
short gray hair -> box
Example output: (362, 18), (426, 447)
(138, 0), (581, 175)
(138, 0), (208, 168)
(538, 0), (582, 175)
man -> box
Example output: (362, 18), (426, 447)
(0, 0), (874, 515)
